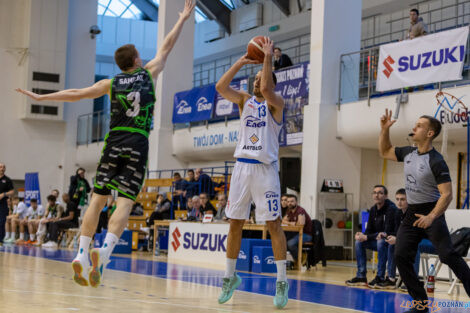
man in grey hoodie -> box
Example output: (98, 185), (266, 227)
(407, 9), (427, 40)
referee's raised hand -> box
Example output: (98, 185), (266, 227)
(380, 108), (396, 130)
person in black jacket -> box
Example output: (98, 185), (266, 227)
(273, 47), (293, 70)
(346, 185), (397, 288)
(68, 168), (91, 209)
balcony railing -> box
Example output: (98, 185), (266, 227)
(77, 110), (109, 145)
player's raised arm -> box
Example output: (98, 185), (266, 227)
(378, 108), (398, 161)
(260, 37), (283, 111)
(15, 79), (111, 103)
(216, 54), (257, 112)
(144, 0), (196, 79)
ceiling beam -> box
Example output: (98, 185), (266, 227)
(272, 0), (290, 16)
(132, 0), (159, 21)
(197, 0), (232, 34)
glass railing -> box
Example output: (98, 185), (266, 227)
(76, 110), (109, 145)
(339, 25), (470, 106)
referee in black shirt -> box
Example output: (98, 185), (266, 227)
(379, 109), (470, 312)
(0, 163), (15, 244)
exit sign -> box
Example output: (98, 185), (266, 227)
(269, 25), (280, 32)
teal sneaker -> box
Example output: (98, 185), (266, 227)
(273, 280), (289, 309)
(218, 274), (242, 304)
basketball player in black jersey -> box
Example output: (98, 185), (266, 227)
(16, 0), (195, 287)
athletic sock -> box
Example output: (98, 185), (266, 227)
(77, 236), (92, 258)
(275, 260), (287, 282)
(224, 258), (237, 278)
(11, 232), (16, 240)
(30, 234), (35, 241)
(100, 232), (119, 259)
(5, 232), (10, 239)
(19, 233), (24, 240)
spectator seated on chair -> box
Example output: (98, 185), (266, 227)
(183, 169), (198, 200)
(188, 196), (203, 221)
(200, 192), (216, 216)
(281, 194), (288, 218)
(282, 194), (313, 266)
(3, 196), (27, 244)
(12, 197), (30, 245)
(148, 193), (171, 223)
(195, 168), (215, 199)
(172, 172), (187, 210)
(346, 185), (397, 288)
(25, 198), (44, 245)
(130, 202), (144, 216)
(42, 194), (79, 248)
(214, 193), (228, 221)
(35, 195), (62, 246)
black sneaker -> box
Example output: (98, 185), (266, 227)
(376, 277), (396, 289)
(368, 276), (383, 288)
(345, 276), (367, 286)
(399, 283), (408, 292)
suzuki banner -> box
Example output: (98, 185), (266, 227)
(168, 222), (229, 268)
(172, 85), (216, 123)
(377, 27), (469, 92)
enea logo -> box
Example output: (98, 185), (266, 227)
(176, 100), (191, 115)
(171, 227), (182, 251)
(117, 238), (128, 246)
(382, 55), (395, 78)
(196, 97), (212, 112)
(265, 256), (275, 265)
(238, 250), (247, 260)
(264, 191), (279, 199)
(244, 115), (266, 128)
(253, 255), (261, 264)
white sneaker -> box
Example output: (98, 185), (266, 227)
(42, 241), (58, 248)
(89, 248), (110, 288)
(72, 253), (90, 287)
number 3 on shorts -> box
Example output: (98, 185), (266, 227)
(268, 199), (279, 212)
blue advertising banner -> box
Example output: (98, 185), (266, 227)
(214, 77), (248, 118)
(25, 172), (41, 205)
(172, 85), (216, 123)
(274, 62), (309, 147)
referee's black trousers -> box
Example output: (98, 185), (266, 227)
(395, 205), (470, 302)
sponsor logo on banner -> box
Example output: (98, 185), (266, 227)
(181, 232), (227, 251)
(434, 94), (469, 126)
(253, 255), (261, 264)
(377, 27), (469, 92)
(176, 100), (192, 115)
(172, 227), (182, 251)
(117, 238), (129, 246)
(238, 250), (247, 260)
(196, 97), (212, 112)
(215, 99), (233, 116)
(265, 256), (275, 265)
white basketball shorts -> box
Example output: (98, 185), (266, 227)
(226, 159), (281, 222)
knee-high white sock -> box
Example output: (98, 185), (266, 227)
(30, 234), (35, 241)
(5, 232), (10, 239)
(101, 232), (119, 259)
(276, 260), (287, 282)
(19, 233), (24, 240)
(77, 236), (92, 257)
(11, 232), (16, 240)
(224, 258), (237, 278)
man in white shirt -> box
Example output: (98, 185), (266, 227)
(25, 199), (44, 244)
(3, 196), (28, 244)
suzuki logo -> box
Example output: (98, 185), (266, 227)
(383, 55), (395, 78)
(172, 227), (182, 251)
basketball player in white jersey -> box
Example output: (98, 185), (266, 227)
(215, 37), (288, 309)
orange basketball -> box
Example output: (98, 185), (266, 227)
(247, 36), (266, 63)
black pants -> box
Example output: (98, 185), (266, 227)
(395, 204), (470, 302)
(0, 205), (8, 242)
(47, 220), (77, 243)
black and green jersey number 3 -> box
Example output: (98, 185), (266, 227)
(116, 91), (152, 129)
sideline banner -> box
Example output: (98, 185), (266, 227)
(377, 27), (469, 92)
(172, 85), (216, 123)
(25, 172), (41, 205)
(168, 222), (229, 267)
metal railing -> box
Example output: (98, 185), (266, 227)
(77, 110), (109, 145)
(339, 25), (470, 106)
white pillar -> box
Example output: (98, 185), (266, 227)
(63, 0), (98, 190)
(148, 0), (195, 172)
(300, 0), (362, 218)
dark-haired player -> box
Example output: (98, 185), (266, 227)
(379, 110), (470, 312)
(16, 0), (195, 288)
